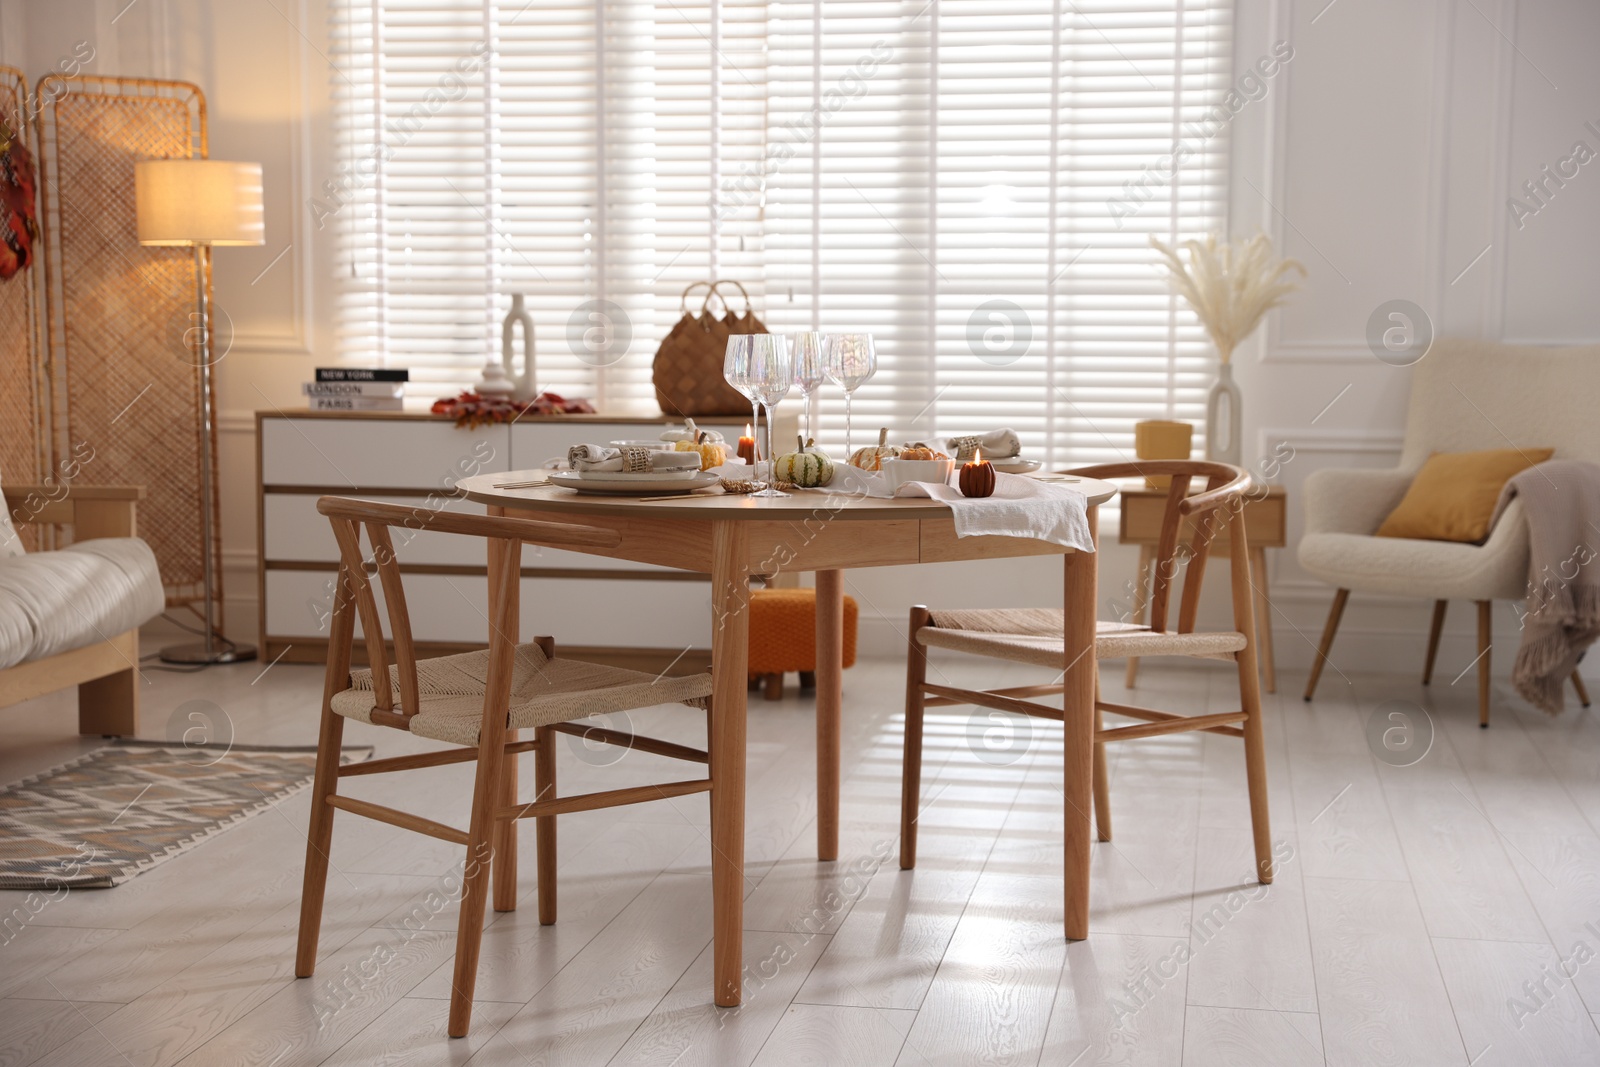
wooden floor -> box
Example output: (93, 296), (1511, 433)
(3, 647), (1600, 1066)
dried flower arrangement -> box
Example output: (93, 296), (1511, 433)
(1150, 234), (1305, 364)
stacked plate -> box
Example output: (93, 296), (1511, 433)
(550, 468), (722, 496)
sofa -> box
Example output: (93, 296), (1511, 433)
(0, 481), (163, 735)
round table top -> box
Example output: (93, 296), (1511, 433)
(458, 470), (1119, 521)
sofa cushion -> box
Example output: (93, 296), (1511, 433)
(1376, 448), (1553, 543)
(0, 538), (164, 670)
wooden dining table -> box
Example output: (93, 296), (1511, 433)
(457, 471), (1118, 1007)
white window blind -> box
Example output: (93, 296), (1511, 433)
(329, 0), (1231, 463)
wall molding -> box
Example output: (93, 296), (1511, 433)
(1261, 0), (1460, 364)
(1257, 425), (1405, 456)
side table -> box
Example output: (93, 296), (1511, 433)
(1119, 484), (1287, 692)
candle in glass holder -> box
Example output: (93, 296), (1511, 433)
(959, 448), (996, 498)
(737, 423), (756, 465)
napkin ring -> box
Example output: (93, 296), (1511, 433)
(620, 447), (652, 473)
(951, 435), (982, 462)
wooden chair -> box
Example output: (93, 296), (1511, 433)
(294, 497), (719, 1037)
(900, 461), (1274, 898)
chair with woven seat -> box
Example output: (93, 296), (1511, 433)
(900, 461), (1274, 894)
(294, 497), (720, 1038)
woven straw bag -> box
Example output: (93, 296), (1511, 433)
(652, 280), (768, 417)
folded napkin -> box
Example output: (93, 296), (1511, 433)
(946, 428), (1022, 462)
(898, 474), (1093, 551)
(567, 444), (702, 473)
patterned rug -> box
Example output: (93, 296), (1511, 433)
(0, 740), (372, 889)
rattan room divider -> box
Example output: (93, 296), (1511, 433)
(0, 67), (46, 551)
(35, 75), (217, 615)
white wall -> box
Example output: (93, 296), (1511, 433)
(6, 0), (1597, 675)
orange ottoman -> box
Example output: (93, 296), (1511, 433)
(748, 588), (858, 700)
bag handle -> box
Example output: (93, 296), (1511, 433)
(680, 281), (715, 316)
(704, 279), (752, 317)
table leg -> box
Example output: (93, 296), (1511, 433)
(1125, 544), (1152, 688)
(815, 569), (844, 862)
(1063, 507), (1098, 941)
(710, 521), (749, 1007)
(487, 507), (520, 912)
(1249, 545), (1276, 694)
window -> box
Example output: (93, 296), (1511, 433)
(329, 0), (1232, 463)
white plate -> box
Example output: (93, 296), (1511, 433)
(992, 458), (1042, 474)
(568, 464), (702, 483)
(549, 470), (721, 495)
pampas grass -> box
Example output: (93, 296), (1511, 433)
(1151, 233), (1305, 364)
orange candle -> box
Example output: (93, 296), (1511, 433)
(737, 423), (756, 465)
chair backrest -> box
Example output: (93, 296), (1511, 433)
(1402, 337), (1600, 470)
(316, 497), (622, 720)
(1066, 461), (1253, 634)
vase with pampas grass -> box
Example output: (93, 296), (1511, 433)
(1151, 233), (1305, 465)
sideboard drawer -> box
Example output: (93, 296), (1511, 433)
(265, 570), (711, 646)
(261, 418), (509, 488)
(264, 491), (679, 572)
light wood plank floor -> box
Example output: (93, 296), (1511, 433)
(3, 646), (1600, 1066)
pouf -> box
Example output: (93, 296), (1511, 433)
(748, 587), (858, 700)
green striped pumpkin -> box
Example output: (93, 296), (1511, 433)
(774, 437), (835, 487)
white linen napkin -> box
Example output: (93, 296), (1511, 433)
(897, 474), (1094, 551)
(806, 468), (1093, 551)
(567, 444), (702, 473)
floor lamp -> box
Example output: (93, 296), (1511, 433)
(136, 159), (263, 665)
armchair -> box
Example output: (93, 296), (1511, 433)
(1299, 338), (1600, 726)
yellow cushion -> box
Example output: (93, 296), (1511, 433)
(1376, 448), (1553, 543)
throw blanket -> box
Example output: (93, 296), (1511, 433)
(1489, 460), (1600, 713)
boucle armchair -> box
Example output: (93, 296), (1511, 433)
(1299, 338), (1600, 725)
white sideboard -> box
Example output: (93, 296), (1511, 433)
(256, 409), (791, 671)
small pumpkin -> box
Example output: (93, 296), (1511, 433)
(848, 427), (900, 471)
(959, 460), (996, 498)
(774, 436), (835, 487)
(675, 429), (728, 470)
(898, 442), (949, 461)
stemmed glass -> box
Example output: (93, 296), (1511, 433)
(826, 333), (876, 454)
(743, 335), (794, 498)
(729, 335), (796, 499)
(724, 336), (763, 481)
(791, 332), (830, 443)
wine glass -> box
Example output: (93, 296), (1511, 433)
(724, 335), (763, 477)
(826, 333), (876, 454)
(744, 335), (794, 498)
(791, 332), (829, 443)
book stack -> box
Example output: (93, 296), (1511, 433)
(302, 368), (408, 412)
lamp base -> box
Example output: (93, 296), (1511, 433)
(159, 642), (258, 665)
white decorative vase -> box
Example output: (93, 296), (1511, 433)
(1205, 362), (1242, 466)
(501, 292), (538, 402)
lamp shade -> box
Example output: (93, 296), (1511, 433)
(135, 159), (264, 246)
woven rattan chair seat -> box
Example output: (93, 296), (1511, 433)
(920, 608), (1246, 667)
(330, 642), (712, 746)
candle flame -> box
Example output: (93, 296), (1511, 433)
(744, 423), (752, 437)
(974, 447), (982, 464)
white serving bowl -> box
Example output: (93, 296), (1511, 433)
(881, 457), (955, 491)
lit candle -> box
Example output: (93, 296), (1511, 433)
(737, 423), (756, 465)
(959, 447), (996, 498)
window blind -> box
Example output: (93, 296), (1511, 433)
(329, 0), (1231, 463)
